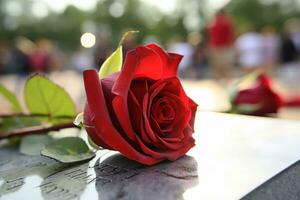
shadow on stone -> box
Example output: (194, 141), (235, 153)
(94, 154), (199, 200)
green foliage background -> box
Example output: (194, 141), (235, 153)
(0, 0), (300, 49)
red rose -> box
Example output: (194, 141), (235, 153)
(233, 74), (282, 116)
(284, 96), (300, 107)
(83, 44), (197, 165)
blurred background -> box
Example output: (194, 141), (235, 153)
(0, 0), (300, 119)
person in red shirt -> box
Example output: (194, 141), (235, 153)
(207, 9), (235, 82)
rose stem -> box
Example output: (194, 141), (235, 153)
(0, 122), (79, 140)
(0, 113), (74, 120)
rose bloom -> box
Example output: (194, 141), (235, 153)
(233, 74), (282, 116)
(83, 44), (197, 165)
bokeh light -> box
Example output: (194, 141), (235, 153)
(80, 33), (96, 48)
(109, 2), (125, 18)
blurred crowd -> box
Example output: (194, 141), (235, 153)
(0, 34), (135, 75)
(0, 37), (66, 75)
(217, 10), (299, 78)
(173, 10), (300, 81)
(1, 9), (300, 82)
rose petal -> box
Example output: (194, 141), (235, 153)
(83, 69), (161, 165)
(111, 46), (163, 142)
(149, 116), (182, 143)
(148, 81), (167, 116)
(153, 99), (175, 122)
(129, 79), (149, 106)
(149, 115), (164, 134)
(142, 92), (160, 143)
(136, 131), (195, 161)
(128, 89), (142, 132)
(101, 72), (125, 134)
(84, 104), (112, 150)
(235, 86), (282, 115)
(160, 92), (191, 139)
(188, 98), (198, 130)
(149, 77), (191, 106)
(257, 74), (272, 88)
(112, 46), (163, 97)
(155, 124), (195, 151)
(144, 108), (189, 150)
(146, 43), (183, 78)
(134, 46), (163, 79)
(139, 77), (193, 149)
(139, 119), (153, 144)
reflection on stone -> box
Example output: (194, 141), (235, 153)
(0, 147), (90, 200)
(0, 147), (198, 200)
(94, 154), (199, 200)
(40, 163), (89, 200)
(0, 147), (66, 197)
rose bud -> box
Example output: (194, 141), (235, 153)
(83, 44), (198, 165)
(233, 73), (282, 116)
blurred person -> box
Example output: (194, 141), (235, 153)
(47, 42), (65, 71)
(72, 48), (94, 72)
(188, 32), (207, 79)
(261, 26), (280, 74)
(28, 39), (51, 73)
(0, 41), (9, 74)
(281, 21), (298, 66)
(168, 35), (193, 78)
(207, 9), (234, 81)
(286, 19), (300, 57)
(93, 35), (113, 70)
(284, 18), (300, 61)
(235, 26), (265, 73)
(4, 37), (34, 74)
(192, 44), (208, 79)
(279, 20), (300, 85)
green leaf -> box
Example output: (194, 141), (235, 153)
(24, 74), (76, 123)
(235, 103), (262, 114)
(88, 136), (101, 150)
(229, 88), (238, 104)
(20, 135), (53, 155)
(98, 46), (123, 79)
(0, 84), (22, 112)
(73, 112), (83, 127)
(41, 137), (95, 163)
(0, 116), (41, 134)
(98, 30), (139, 79)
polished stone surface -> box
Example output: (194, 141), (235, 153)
(0, 148), (198, 200)
(243, 160), (300, 200)
(1, 112), (300, 200)
(186, 112), (300, 199)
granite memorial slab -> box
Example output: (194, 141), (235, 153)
(1, 112), (300, 200)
